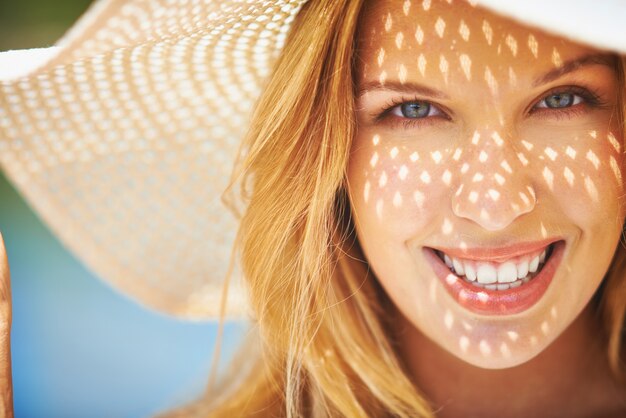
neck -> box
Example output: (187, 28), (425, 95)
(394, 302), (626, 417)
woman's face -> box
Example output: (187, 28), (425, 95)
(349, 0), (624, 368)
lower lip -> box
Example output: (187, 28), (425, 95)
(423, 241), (565, 315)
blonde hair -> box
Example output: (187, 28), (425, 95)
(170, 3), (626, 417)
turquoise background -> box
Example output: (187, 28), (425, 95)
(0, 1), (247, 417)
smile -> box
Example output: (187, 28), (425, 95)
(423, 239), (566, 315)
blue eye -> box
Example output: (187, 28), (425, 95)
(536, 92), (583, 109)
(391, 101), (443, 118)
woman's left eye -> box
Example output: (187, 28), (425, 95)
(390, 101), (443, 119)
(535, 92), (584, 109)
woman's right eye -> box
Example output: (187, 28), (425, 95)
(390, 101), (443, 119)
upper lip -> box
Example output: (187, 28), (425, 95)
(430, 237), (562, 263)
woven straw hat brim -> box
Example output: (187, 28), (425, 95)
(1, 0), (625, 320)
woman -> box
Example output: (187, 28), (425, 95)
(1, 0), (625, 417)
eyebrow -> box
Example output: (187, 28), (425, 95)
(357, 80), (450, 100)
(532, 53), (616, 87)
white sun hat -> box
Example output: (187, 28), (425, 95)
(1, 0), (625, 320)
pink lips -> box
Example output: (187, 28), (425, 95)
(423, 240), (565, 315)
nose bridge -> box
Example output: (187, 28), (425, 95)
(451, 129), (536, 231)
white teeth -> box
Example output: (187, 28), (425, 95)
(516, 260), (529, 279)
(476, 263), (497, 284)
(510, 280), (522, 288)
(539, 249), (546, 263)
(497, 262), (517, 283)
(485, 284), (497, 290)
(464, 263), (477, 281)
(529, 255), (540, 273)
(444, 254), (453, 268)
(452, 258), (465, 275)
(497, 283), (510, 290)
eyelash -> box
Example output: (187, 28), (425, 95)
(374, 85), (606, 130)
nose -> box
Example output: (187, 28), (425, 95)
(451, 131), (536, 231)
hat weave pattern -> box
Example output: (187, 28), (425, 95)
(0, 0), (307, 319)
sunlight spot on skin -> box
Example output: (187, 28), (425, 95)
(530, 335), (538, 347)
(415, 25), (425, 45)
(607, 132), (621, 152)
(519, 191), (530, 205)
(469, 191), (478, 203)
(527, 34), (538, 58)
(398, 63), (407, 83)
(376, 199), (384, 218)
(480, 208), (490, 221)
(455, 184), (464, 196)
(390, 146), (399, 159)
(507, 331), (519, 342)
(589, 130), (597, 139)
(385, 13), (393, 32)
(414, 190), (425, 208)
(479, 340), (491, 356)
(446, 274), (457, 285)
(541, 321), (550, 336)
(370, 152), (379, 167)
(459, 335), (470, 353)
(610, 156), (622, 185)
(540, 222), (548, 238)
(505, 34), (518, 56)
(508, 66), (517, 87)
(422, 0), (431, 11)
(395, 32), (404, 49)
(398, 165), (409, 180)
(585, 176), (599, 201)
(462, 320), (473, 331)
(552, 47), (562, 67)
(586, 149), (600, 170)
(403, 0), (411, 16)
(439, 54), (449, 84)
(484, 65), (498, 96)
(363, 181), (370, 203)
(410, 151), (419, 162)
(429, 278), (437, 302)
(460, 54), (472, 81)
(377, 48), (385, 67)
(435, 17), (446, 38)
(518, 152), (529, 166)
(444, 309), (454, 329)
(488, 189), (500, 201)
(500, 160), (512, 173)
(442, 169), (452, 186)
(460, 241), (468, 250)
(482, 20), (493, 45)
(527, 186), (536, 199)
(565, 146), (576, 159)
(459, 19), (470, 41)
(393, 191), (403, 207)
(491, 132), (504, 147)
(521, 140), (533, 151)
(442, 217), (453, 235)
(551, 307), (558, 320)
(479, 150), (488, 162)
(471, 131), (481, 145)
(544, 147), (558, 161)
(379, 70), (387, 84)
(500, 342), (511, 359)
(372, 134), (380, 146)
(379, 171), (388, 187)
(431, 150), (442, 163)
(563, 166), (574, 186)
(492, 173), (504, 186)
(418, 53), (427, 76)
(420, 171), (431, 183)
(461, 163), (469, 173)
(511, 202), (520, 212)
(472, 172), (484, 182)
(543, 166), (554, 190)
(453, 148), (462, 160)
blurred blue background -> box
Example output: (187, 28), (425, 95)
(0, 1), (247, 417)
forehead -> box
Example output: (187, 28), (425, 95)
(356, 0), (596, 87)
